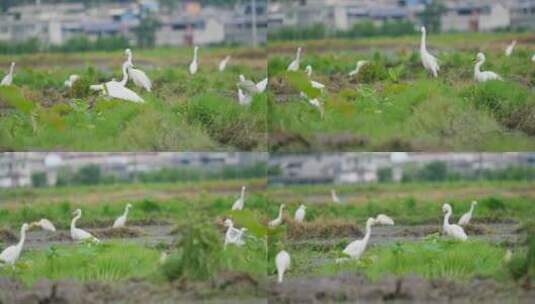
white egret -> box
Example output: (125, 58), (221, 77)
(474, 53), (503, 83)
(348, 60), (368, 77)
(237, 74), (261, 95)
(71, 209), (99, 243)
(375, 214), (395, 226)
(125, 48), (152, 92)
(90, 62), (144, 103)
(532, 54), (535, 62)
(0, 223), (29, 265)
(442, 204), (467, 241)
(305, 97), (324, 119)
(231, 186), (246, 211)
(458, 201), (477, 226)
(218, 55), (231, 72)
(113, 203), (132, 228)
(64, 74), (80, 88)
(419, 27), (440, 77)
(238, 86), (252, 106)
(505, 40), (517, 57)
(331, 189), (340, 204)
(223, 218), (247, 248)
(304, 65), (325, 91)
(287, 47), (302, 71)
(275, 250), (290, 283)
(256, 78), (268, 93)
(269, 204), (286, 228)
(294, 204), (306, 223)
(342, 217), (375, 259)
(0, 62), (15, 86)
(189, 46), (199, 75)
(30, 219), (56, 232)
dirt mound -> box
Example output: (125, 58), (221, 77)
(0, 228), (17, 243)
(91, 227), (144, 239)
(287, 218), (361, 240)
(269, 273), (535, 303)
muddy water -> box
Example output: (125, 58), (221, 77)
(23, 224), (176, 250)
(289, 223), (522, 249)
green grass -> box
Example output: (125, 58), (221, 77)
(269, 33), (535, 151)
(0, 242), (161, 285)
(287, 239), (509, 282)
(0, 47), (267, 151)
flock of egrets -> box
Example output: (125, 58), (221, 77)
(284, 27), (535, 116)
(0, 46), (267, 106)
(0, 185), (493, 284)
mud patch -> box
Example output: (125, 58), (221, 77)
(286, 218), (361, 240)
(0, 228), (17, 243)
(91, 227), (145, 239)
(269, 273), (534, 303)
(314, 133), (369, 150)
(269, 131), (311, 152)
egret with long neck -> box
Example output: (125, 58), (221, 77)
(0, 223), (29, 265)
(474, 53), (502, 82)
(0, 62), (15, 86)
(458, 201), (478, 226)
(420, 27), (440, 77)
(269, 204), (286, 227)
(442, 204), (467, 241)
(342, 217), (375, 260)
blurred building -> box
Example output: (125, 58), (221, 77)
(0, 152), (266, 188)
(269, 153), (535, 185)
(0, 0), (266, 47)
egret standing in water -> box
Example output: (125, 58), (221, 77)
(442, 204), (467, 241)
(125, 48), (152, 92)
(304, 65), (325, 91)
(71, 209), (100, 243)
(189, 46), (199, 75)
(474, 53), (502, 83)
(269, 204), (286, 228)
(341, 218), (375, 260)
(275, 250), (291, 283)
(419, 27), (440, 77)
(113, 203), (133, 228)
(90, 62), (144, 103)
(287, 47), (302, 71)
(458, 201), (477, 226)
(218, 55), (231, 72)
(1, 62), (15, 86)
(294, 204), (306, 223)
(505, 40), (517, 57)
(232, 186), (246, 211)
(0, 223), (29, 265)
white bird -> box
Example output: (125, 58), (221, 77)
(458, 201), (477, 226)
(256, 77), (268, 93)
(275, 250), (291, 283)
(474, 53), (503, 83)
(238, 86), (252, 106)
(0, 223), (29, 265)
(218, 55), (231, 72)
(64, 74), (80, 88)
(348, 60), (368, 77)
(342, 217), (375, 259)
(294, 204), (306, 223)
(223, 219), (247, 248)
(231, 186), (246, 211)
(113, 203), (132, 228)
(90, 62), (144, 103)
(442, 204), (467, 241)
(269, 204), (286, 228)
(532, 54), (535, 62)
(419, 27), (440, 77)
(1, 62), (15, 86)
(306, 97), (324, 119)
(304, 65), (325, 90)
(30, 219), (56, 232)
(505, 40), (517, 57)
(374, 214), (394, 226)
(287, 47), (302, 71)
(331, 189), (340, 204)
(125, 48), (152, 92)
(237, 74), (261, 95)
(71, 209), (99, 243)
(189, 46), (199, 75)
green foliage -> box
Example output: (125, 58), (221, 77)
(138, 199), (162, 213)
(31, 172), (47, 188)
(481, 197), (506, 211)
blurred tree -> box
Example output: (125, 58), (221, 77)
(31, 172), (47, 187)
(75, 165), (101, 185)
(378, 167), (393, 183)
(134, 13), (161, 48)
(419, 0), (446, 33)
